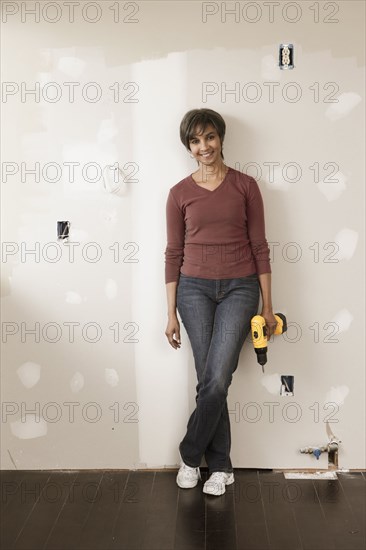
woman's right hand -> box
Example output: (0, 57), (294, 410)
(165, 314), (181, 350)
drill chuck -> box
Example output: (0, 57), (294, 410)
(255, 348), (268, 366)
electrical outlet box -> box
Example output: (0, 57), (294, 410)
(280, 375), (294, 396)
(57, 221), (70, 242)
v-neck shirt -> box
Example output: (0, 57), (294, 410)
(189, 167), (230, 193)
(164, 166), (271, 283)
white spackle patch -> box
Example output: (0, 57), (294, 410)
(331, 308), (353, 333)
(261, 373), (282, 394)
(105, 279), (117, 300)
(11, 416), (47, 439)
(325, 92), (361, 121)
(57, 56), (86, 78)
(69, 229), (89, 242)
(105, 368), (119, 387)
(62, 142), (115, 195)
(97, 119), (119, 143)
(16, 361), (41, 388)
(70, 372), (84, 393)
(317, 171), (347, 201)
(325, 385), (350, 406)
(261, 55), (281, 80)
(39, 49), (52, 70)
(102, 165), (124, 194)
(65, 291), (82, 304)
(333, 228), (358, 260)
(266, 165), (291, 191)
(99, 209), (117, 224)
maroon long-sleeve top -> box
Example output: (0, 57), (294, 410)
(164, 166), (271, 284)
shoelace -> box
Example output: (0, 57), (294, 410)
(207, 472), (229, 484)
(181, 463), (201, 480)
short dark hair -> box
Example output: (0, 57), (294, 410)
(179, 108), (226, 160)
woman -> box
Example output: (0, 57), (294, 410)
(164, 108), (277, 496)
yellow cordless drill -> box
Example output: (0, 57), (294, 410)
(250, 313), (287, 372)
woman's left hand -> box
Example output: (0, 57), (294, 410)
(261, 309), (278, 339)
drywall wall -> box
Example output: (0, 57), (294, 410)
(1, 0), (365, 469)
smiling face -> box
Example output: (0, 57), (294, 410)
(188, 123), (223, 165)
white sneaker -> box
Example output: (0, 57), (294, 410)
(176, 455), (201, 488)
(203, 471), (235, 496)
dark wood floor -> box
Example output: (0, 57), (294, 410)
(1, 469), (365, 550)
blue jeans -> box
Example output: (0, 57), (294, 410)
(176, 272), (260, 475)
